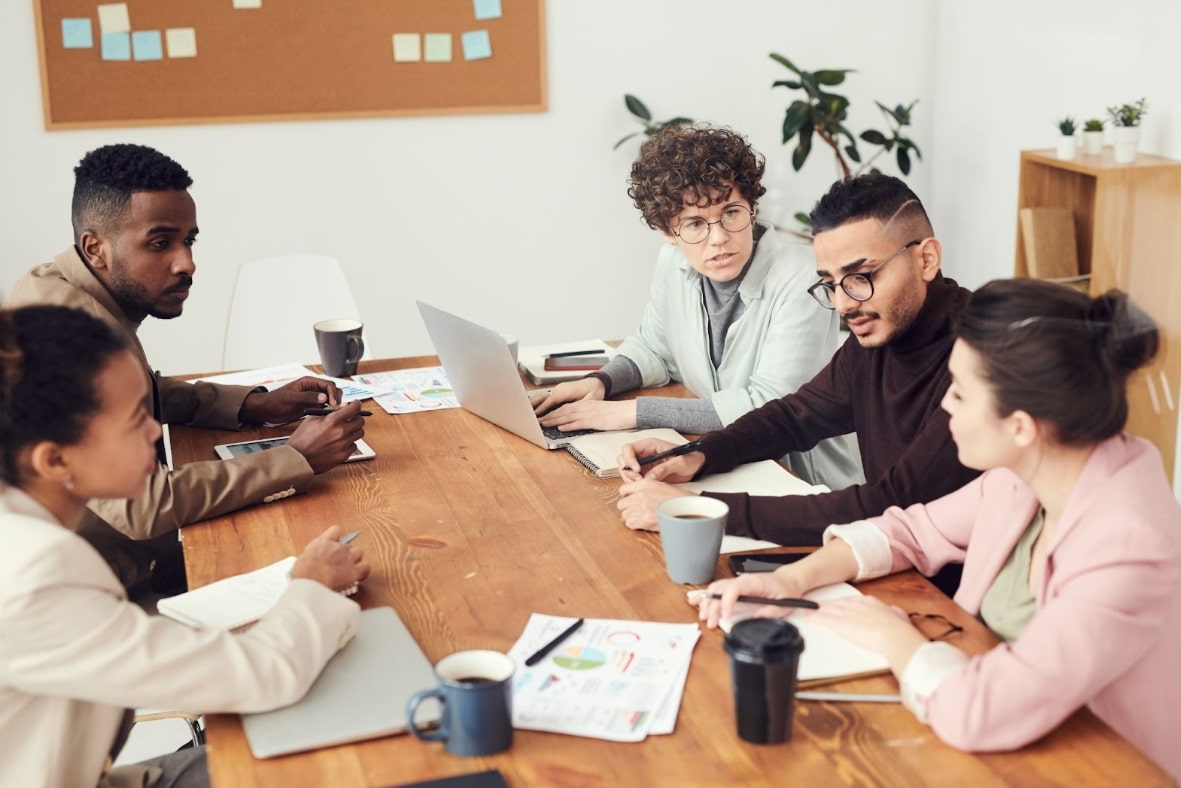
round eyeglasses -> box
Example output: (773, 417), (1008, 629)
(671, 206), (755, 244)
(807, 240), (921, 310)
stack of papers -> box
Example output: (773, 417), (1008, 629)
(517, 339), (617, 386)
(353, 366), (460, 414)
(194, 362), (380, 404)
(508, 614), (700, 742)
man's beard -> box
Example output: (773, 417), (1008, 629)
(109, 265), (193, 320)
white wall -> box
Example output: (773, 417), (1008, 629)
(0, 0), (934, 374)
(931, 0), (1181, 289)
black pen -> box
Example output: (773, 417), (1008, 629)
(709, 593), (820, 610)
(546, 349), (604, 358)
(303, 407), (373, 417)
(636, 440), (704, 467)
(524, 618), (584, 667)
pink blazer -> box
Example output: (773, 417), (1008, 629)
(868, 433), (1181, 779)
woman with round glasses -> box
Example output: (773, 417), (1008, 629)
(696, 278), (1181, 779)
(531, 124), (861, 488)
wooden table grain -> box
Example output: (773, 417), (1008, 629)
(172, 357), (1172, 788)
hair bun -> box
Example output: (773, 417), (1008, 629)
(1090, 290), (1159, 374)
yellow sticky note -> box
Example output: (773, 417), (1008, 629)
(166, 27), (197, 58)
(233, 0), (262, 8)
(392, 33), (420, 62)
(423, 33), (451, 62)
(97, 3), (130, 35)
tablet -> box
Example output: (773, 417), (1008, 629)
(213, 435), (375, 462)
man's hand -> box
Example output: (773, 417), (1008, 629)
(618, 438), (705, 482)
(290, 525), (371, 591)
(616, 473), (696, 531)
(693, 569), (811, 630)
(286, 401), (366, 474)
(239, 376), (341, 424)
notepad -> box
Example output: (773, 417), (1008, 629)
(517, 339), (617, 385)
(687, 582), (891, 685)
(157, 556), (358, 630)
(564, 428), (687, 478)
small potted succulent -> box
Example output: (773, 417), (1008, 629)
(1081, 118), (1105, 155)
(1056, 116), (1078, 160)
(1107, 98), (1148, 163)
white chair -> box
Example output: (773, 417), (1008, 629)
(222, 254), (365, 371)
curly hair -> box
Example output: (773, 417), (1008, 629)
(628, 125), (766, 232)
(0, 306), (129, 485)
(71, 144), (193, 243)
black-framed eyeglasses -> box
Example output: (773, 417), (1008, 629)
(907, 612), (964, 642)
(807, 239), (921, 310)
(671, 206), (755, 244)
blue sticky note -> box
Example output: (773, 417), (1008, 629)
(101, 32), (131, 61)
(132, 30), (163, 61)
(473, 0), (502, 20)
(62, 18), (93, 48)
(461, 30), (492, 61)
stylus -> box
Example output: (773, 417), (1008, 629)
(524, 618), (584, 667)
(546, 349), (604, 358)
(303, 408), (373, 417)
(636, 440), (704, 467)
(707, 594), (819, 610)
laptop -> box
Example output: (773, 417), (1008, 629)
(241, 606), (439, 758)
(417, 301), (598, 449)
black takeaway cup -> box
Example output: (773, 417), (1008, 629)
(724, 618), (804, 744)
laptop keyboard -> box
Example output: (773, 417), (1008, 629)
(541, 424), (597, 441)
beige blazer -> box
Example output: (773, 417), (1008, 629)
(0, 485), (359, 788)
(5, 248), (316, 588)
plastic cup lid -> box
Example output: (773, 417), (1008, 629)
(724, 618), (803, 662)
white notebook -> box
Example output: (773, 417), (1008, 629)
(564, 428), (687, 478)
(517, 339), (617, 385)
(158, 557), (358, 630)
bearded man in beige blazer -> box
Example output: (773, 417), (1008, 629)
(6, 144), (366, 595)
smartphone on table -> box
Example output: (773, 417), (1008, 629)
(727, 552), (810, 575)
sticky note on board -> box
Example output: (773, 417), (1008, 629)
(461, 30), (491, 60)
(97, 3), (130, 34)
(165, 28), (197, 58)
(233, 0), (262, 8)
(132, 30), (163, 61)
(101, 31), (131, 60)
(392, 33), (421, 62)
(423, 33), (451, 62)
(473, 0), (502, 20)
(61, 18), (93, 48)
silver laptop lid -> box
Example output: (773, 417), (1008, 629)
(417, 300), (561, 449)
(241, 606), (439, 758)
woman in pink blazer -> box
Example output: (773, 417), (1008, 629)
(699, 278), (1181, 780)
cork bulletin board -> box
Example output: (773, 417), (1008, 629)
(33, 0), (547, 129)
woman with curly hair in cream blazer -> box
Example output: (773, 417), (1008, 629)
(697, 278), (1181, 780)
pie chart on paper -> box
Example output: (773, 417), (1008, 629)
(553, 646), (606, 670)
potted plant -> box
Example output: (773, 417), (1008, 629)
(1081, 118), (1105, 155)
(1056, 117), (1078, 160)
(613, 94), (693, 150)
(1107, 98), (1148, 163)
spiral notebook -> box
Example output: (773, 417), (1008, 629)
(158, 556), (358, 631)
(564, 428), (687, 478)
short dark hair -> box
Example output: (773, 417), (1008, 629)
(71, 144), (193, 243)
(628, 125), (766, 232)
(0, 306), (129, 485)
(956, 278), (1159, 446)
(808, 172), (933, 240)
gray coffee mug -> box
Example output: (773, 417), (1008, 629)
(656, 496), (728, 584)
(313, 318), (365, 377)
(406, 650), (514, 757)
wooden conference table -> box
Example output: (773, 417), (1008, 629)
(173, 357), (1172, 788)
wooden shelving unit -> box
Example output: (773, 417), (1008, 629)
(1015, 148), (1181, 479)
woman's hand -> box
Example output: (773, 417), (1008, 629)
(539, 399), (638, 432)
(616, 472), (696, 531)
(290, 525), (371, 592)
(693, 568), (811, 630)
(530, 378), (605, 416)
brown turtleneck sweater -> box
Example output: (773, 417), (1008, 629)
(697, 274), (979, 544)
